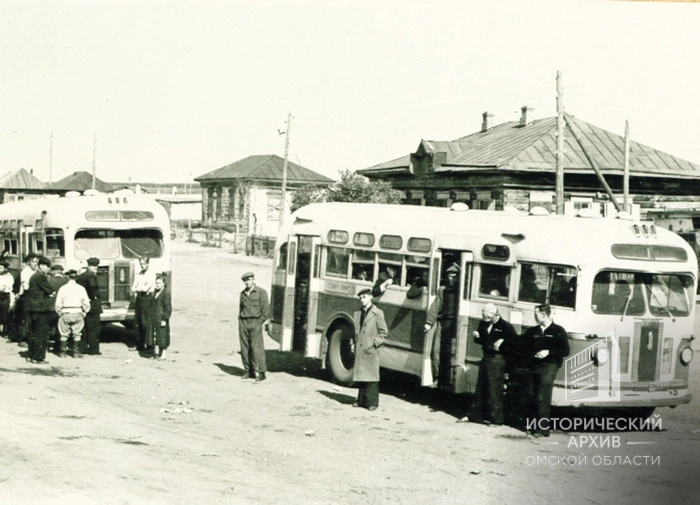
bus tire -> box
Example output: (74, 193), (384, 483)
(328, 327), (355, 387)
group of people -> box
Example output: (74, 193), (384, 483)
(468, 302), (570, 437)
(2, 252), (103, 363)
(2, 252), (172, 364)
(348, 262), (570, 436)
(131, 255), (172, 360)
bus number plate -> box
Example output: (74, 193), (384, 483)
(647, 383), (669, 392)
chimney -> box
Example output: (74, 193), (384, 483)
(481, 111), (494, 132)
(519, 105), (534, 127)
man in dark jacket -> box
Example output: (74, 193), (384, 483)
(76, 257), (103, 355)
(238, 271), (270, 381)
(468, 303), (517, 425)
(522, 304), (570, 437)
(25, 256), (54, 363)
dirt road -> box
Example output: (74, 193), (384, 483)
(1, 240), (699, 505)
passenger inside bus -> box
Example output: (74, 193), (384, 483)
(352, 265), (371, 281)
(372, 264), (400, 297)
(406, 270), (428, 299)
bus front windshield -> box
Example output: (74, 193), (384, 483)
(75, 229), (164, 260)
(592, 271), (694, 317)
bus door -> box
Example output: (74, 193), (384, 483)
(280, 234), (322, 357)
(422, 246), (473, 391)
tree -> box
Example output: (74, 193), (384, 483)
(291, 170), (403, 212)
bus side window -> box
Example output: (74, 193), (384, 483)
(548, 267), (577, 309)
(352, 264), (371, 281)
(352, 249), (375, 282)
(325, 247), (350, 278)
(519, 263), (545, 303)
(277, 242), (288, 271)
(479, 264), (510, 298)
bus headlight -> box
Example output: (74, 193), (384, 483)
(594, 347), (609, 366)
(679, 346), (694, 366)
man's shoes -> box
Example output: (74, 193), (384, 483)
(352, 402), (360, 408)
(17, 342), (28, 348)
(368, 406), (377, 411)
(255, 372), (266, 382)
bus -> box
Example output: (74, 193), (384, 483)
(269, 202), (696, 419)
(0, 191), (171, 324)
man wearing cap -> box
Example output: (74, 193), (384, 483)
(352, 288), (387, 410)
(25, 256), (55, 363)
(238, 271), (270, 381)
(77, 257), (103, 355)
(47, 264), (69, 355)
(55, 270), (90, 358)
(424, 263), (460, 387)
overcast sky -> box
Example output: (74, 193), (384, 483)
(1, 0), (699, 184)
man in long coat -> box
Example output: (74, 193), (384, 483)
(352, 288), (387, 411)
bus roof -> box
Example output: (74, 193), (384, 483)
(0, 193), (170, 230)
(287, 202), (696, 270)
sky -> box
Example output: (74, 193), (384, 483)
(1, 0), (699, 185)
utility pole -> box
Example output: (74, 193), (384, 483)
(278, 112), (292, 228)
(623, 120), (630, 213)
(555, 71), (565, 215)
(92, 135), (97, 190)
(49, 132), (54, 184)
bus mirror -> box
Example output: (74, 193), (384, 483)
(528, 206), (549, 216)
(450, 202), (469, 212)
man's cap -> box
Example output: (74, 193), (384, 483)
(241, 271), (255, 281)
(38, 256), (51, 267)
(357, 288), (372, 297)
(65, 269), (78, 277)
(87, 257), (100, 267)
(50, 264), (64, 271)
(446, 264), (460, 274)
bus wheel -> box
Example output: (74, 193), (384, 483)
(328, 327), (355, 386)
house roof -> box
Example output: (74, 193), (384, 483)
(194, 154), (333, 184)
(359, 114), (700, 179)
(49, 171), (114, 192)
(0, 168), (47, 190)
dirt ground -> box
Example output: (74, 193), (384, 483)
(1, 240), (699, 505)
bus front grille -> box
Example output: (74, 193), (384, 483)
(96, 267), (110, 303)
(636, 321), (660, 382)
(113, 263), (131, 302)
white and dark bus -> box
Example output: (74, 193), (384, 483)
(0, 191), (172, 323)
(269, 202), (696, 419)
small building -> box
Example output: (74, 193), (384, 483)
(358, 108), (700, 218)
(48, 171), (115, 195)
(0, 168), (48, 203)
(152, 193), (203, 222)
(194, 154), (333, 238)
